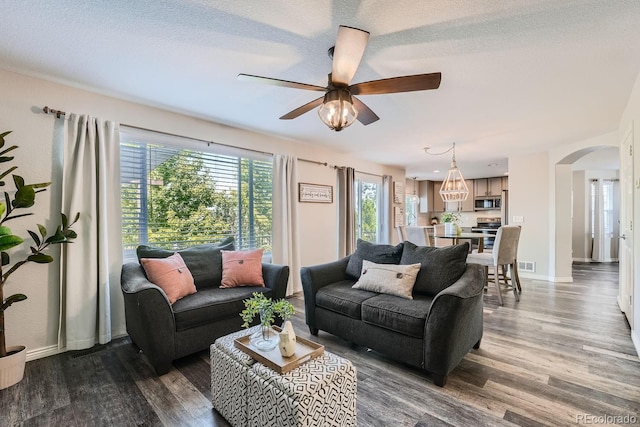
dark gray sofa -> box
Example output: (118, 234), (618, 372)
(121, 239), (289, 375)
(301, 240), (484, 387)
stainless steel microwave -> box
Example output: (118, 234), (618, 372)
(474, 198), (501, 210)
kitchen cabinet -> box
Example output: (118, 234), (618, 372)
(432, 181), (445, 212)
(459, 179), (475, 212)
(426, 179), (475, 212)
(418, 180), (434, 213)
(475, 177), (504, 197)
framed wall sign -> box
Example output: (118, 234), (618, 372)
(298, 183), (333, 203)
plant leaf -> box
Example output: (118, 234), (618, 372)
(27, 253), (54, 263)
(62, 229), (77, 239)
(0, 166), (17, 183)
(0, 145), (17, 157)
(61, 213), (68, 229)
(27, 230), (41, 246)
(0, 234), (23, 251)
(0, 156), (14, 163)
(0, 225), (11, 236)
(37, 224), (47, 238)
(0, 130), (11, 148)
(12, 175), (25, 189)
(1, 251), (9, 266)
(0, 293), (28, 312)
(0, 202), (5, 217)
(12, 184), (35, 208)
(31, 181), (51, 189)
(44, 226), (67, 244)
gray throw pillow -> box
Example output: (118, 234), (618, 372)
(345, 239), (404, 280)
(136, 236), (235, 289)
(399, 241), (469, 296)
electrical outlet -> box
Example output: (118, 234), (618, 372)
(512, 215), (524, 223)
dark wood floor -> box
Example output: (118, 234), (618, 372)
(1, 262), (638, 427)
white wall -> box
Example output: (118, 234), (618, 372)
(0, 69), (404, 358)
(508, 152), (551, 280)
(619, 71), (640, 355)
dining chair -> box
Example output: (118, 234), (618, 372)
(405, 226), (431, 246)
(433, 224), (452, 247)
(397, 225), (406, 243)
(467, 225), (521, 305)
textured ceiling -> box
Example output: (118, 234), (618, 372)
(1, 0), (638, 179)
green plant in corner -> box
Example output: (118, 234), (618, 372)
(0, 130), (79, 359)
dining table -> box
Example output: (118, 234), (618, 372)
(432, 232), (488, 253)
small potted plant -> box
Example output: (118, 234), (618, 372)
(0, 130), (79, 390)
(440, 212), (461, 235)
(240, 292), (295, 352)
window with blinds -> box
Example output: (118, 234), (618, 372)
(120, 128), (273, 262)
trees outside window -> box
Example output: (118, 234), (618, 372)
(120, 132), (272, 261)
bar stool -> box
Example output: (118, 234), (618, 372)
(467, 225), (521, 305)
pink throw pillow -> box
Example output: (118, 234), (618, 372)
(140, 252), (197, 304)
(220, 249), (265, 288)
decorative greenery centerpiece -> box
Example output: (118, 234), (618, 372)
(0, 130), (79, 358)
(440, 212), (462, 235)
(0, 130), (79, 369)
(440, 212), (461, 224)
(240, 292), (295, 328)
(240, 292), (295, 352)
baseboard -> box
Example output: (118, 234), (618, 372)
(26, 345), (61, 362)
(632, 330), (640, 358)
(24, 331), (129, 362)
(572, 258), (592, 262)
(552, 276), (574, 283)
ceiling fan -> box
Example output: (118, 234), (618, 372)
(238, 25), (441, 131)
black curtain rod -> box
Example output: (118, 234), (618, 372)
(42, 106), (273, 157)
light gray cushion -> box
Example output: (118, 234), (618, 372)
(399, 241), (469, 296)
(345, 239), (404, 280)
(136, 237), (235, 289)
(353, 260), (421, 299)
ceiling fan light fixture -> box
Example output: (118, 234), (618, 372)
(318, 88), (358, 131)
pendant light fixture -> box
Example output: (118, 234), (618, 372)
(424, 143), (469, 203)
(410, 177), (420, 205)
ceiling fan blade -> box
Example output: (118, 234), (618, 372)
(352, 96), (379, 125)
(280, 96), (325, 120)
(350, 72), (441, 95)
(238, 74), (326, 91)
(331, 26), (370, 86)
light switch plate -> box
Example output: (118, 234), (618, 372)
(512, 215), (524, 223)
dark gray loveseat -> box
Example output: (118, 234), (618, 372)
(121, 238), (289, 375)
(301, 240), (484, 387)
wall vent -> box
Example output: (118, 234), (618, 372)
(518, 261), (535, 272)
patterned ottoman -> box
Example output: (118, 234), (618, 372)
(246, 352), (357, 427)
(211, 327), (258, 427)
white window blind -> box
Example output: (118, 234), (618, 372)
(120, 128), (273, 262)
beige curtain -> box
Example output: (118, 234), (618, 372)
(59, 114), (123, 350)
(272, 155), (301, 295)
(337, 167), (356, 257)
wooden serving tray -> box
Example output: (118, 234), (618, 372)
(234, 326), (324, 374)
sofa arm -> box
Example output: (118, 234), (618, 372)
(423, 264), (485, 378)
(121, 263), (177, 374)
(300, 256), (351, 331)
(262, 263), (290, 300)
